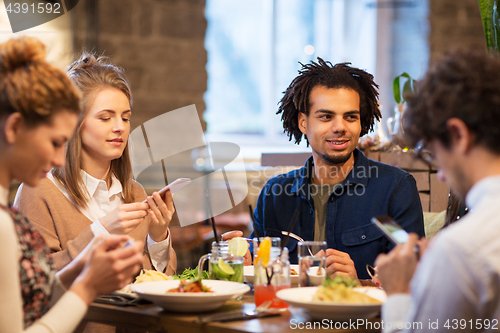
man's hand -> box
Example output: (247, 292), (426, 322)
(221, 230), (252, 265)
(146, 190), (175, 242)
(375, 233), (421, 296)
(323, 248), (358, 280)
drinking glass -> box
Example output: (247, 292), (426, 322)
(252, 237), (281, 265)
(253, 240), (290, 309)
(298, 241), (327, 287)
(198, 241), (244, 282)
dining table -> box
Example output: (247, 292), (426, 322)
(83, 291), (383, 333)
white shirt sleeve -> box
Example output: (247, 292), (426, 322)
(147, 231), (171, 273)
(90, 219), (110, 237)
(0, 210), (87, 333)
(381, 239), (488, 333)
(381, 294), (412, 333)
(25, 292), (87, 333)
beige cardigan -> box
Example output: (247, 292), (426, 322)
(16, 178), (177, 275)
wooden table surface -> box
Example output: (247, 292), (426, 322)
(84, 294), (382, 333)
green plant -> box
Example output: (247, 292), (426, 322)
(478, 0), (500, 54)
(392, 72), (417, 105)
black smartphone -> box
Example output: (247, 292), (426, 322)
(371, 215), (410, 245)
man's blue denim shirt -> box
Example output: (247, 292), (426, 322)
(251, 149), (425, 279)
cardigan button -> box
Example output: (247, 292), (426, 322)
(361, 235), (367, 240)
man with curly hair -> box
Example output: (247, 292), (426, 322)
(376, 50), (500, 332)
(251, 58), (424, 280)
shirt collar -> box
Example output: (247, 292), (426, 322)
(466, 175), (500, 210)
(291, 148), (369, 195)
(81, 170), (123, 199)
(108, 175), (123, 197)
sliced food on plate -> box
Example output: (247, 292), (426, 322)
(167, 279), (213, 293)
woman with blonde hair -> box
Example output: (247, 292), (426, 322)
(15, 52), (177, 276)
(0, 36), (143, 332)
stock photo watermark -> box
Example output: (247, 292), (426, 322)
(3, 0), (79, 33)
(290, 318), (500, 330)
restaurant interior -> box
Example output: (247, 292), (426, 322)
(0, 0), (492, 330)
(1, 0), (484, 270)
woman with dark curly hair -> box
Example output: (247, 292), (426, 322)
(0, 36), (143, 333)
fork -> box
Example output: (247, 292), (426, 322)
(256, 300), (287, 313)
(281, 231), (314, 257)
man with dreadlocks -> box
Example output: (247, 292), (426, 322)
(251, 58), (424, 280)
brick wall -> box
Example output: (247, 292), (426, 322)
(429, 0), (486, 62)
(73, 0), (208, 131)
(378, 0), (486, 132)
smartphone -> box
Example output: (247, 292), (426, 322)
(371, 215), (409, 245)
(142, 178), (191, 203)
(122, 239), (135, 248)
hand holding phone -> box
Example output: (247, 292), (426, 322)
(371, 215), (420, 259)
(142, 178), (191, 203)
(371, 215), (409, 244)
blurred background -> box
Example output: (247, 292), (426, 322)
(0, 0), (486, 270)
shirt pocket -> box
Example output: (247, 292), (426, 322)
(341, 223), (385, 247)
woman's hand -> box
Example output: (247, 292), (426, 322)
(99, 202), (149, 234)
(57, 235), (105, 289)
(145, 190), (175, 242)
(70, 235), (143, 305)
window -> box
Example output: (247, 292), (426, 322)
(204, 0), (378, 149)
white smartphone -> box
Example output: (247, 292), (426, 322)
(371, 215), (409, 245)
(142, 178), (191, 203)
(122, 239), (135, 248)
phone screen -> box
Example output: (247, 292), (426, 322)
(371, 215), (409, 244)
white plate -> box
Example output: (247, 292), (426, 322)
(130, 280), (250, 312)
(244, 264), (300, 286)
(276, 287), (386, 321)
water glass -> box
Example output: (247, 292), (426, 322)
(298, 241), (327, 287)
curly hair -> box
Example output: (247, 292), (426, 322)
(403, 49), (500, 154)
(0, 36), (80, 126)
(277, 58), (381, 144)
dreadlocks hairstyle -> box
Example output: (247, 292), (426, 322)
(278, 58), (381, 145)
